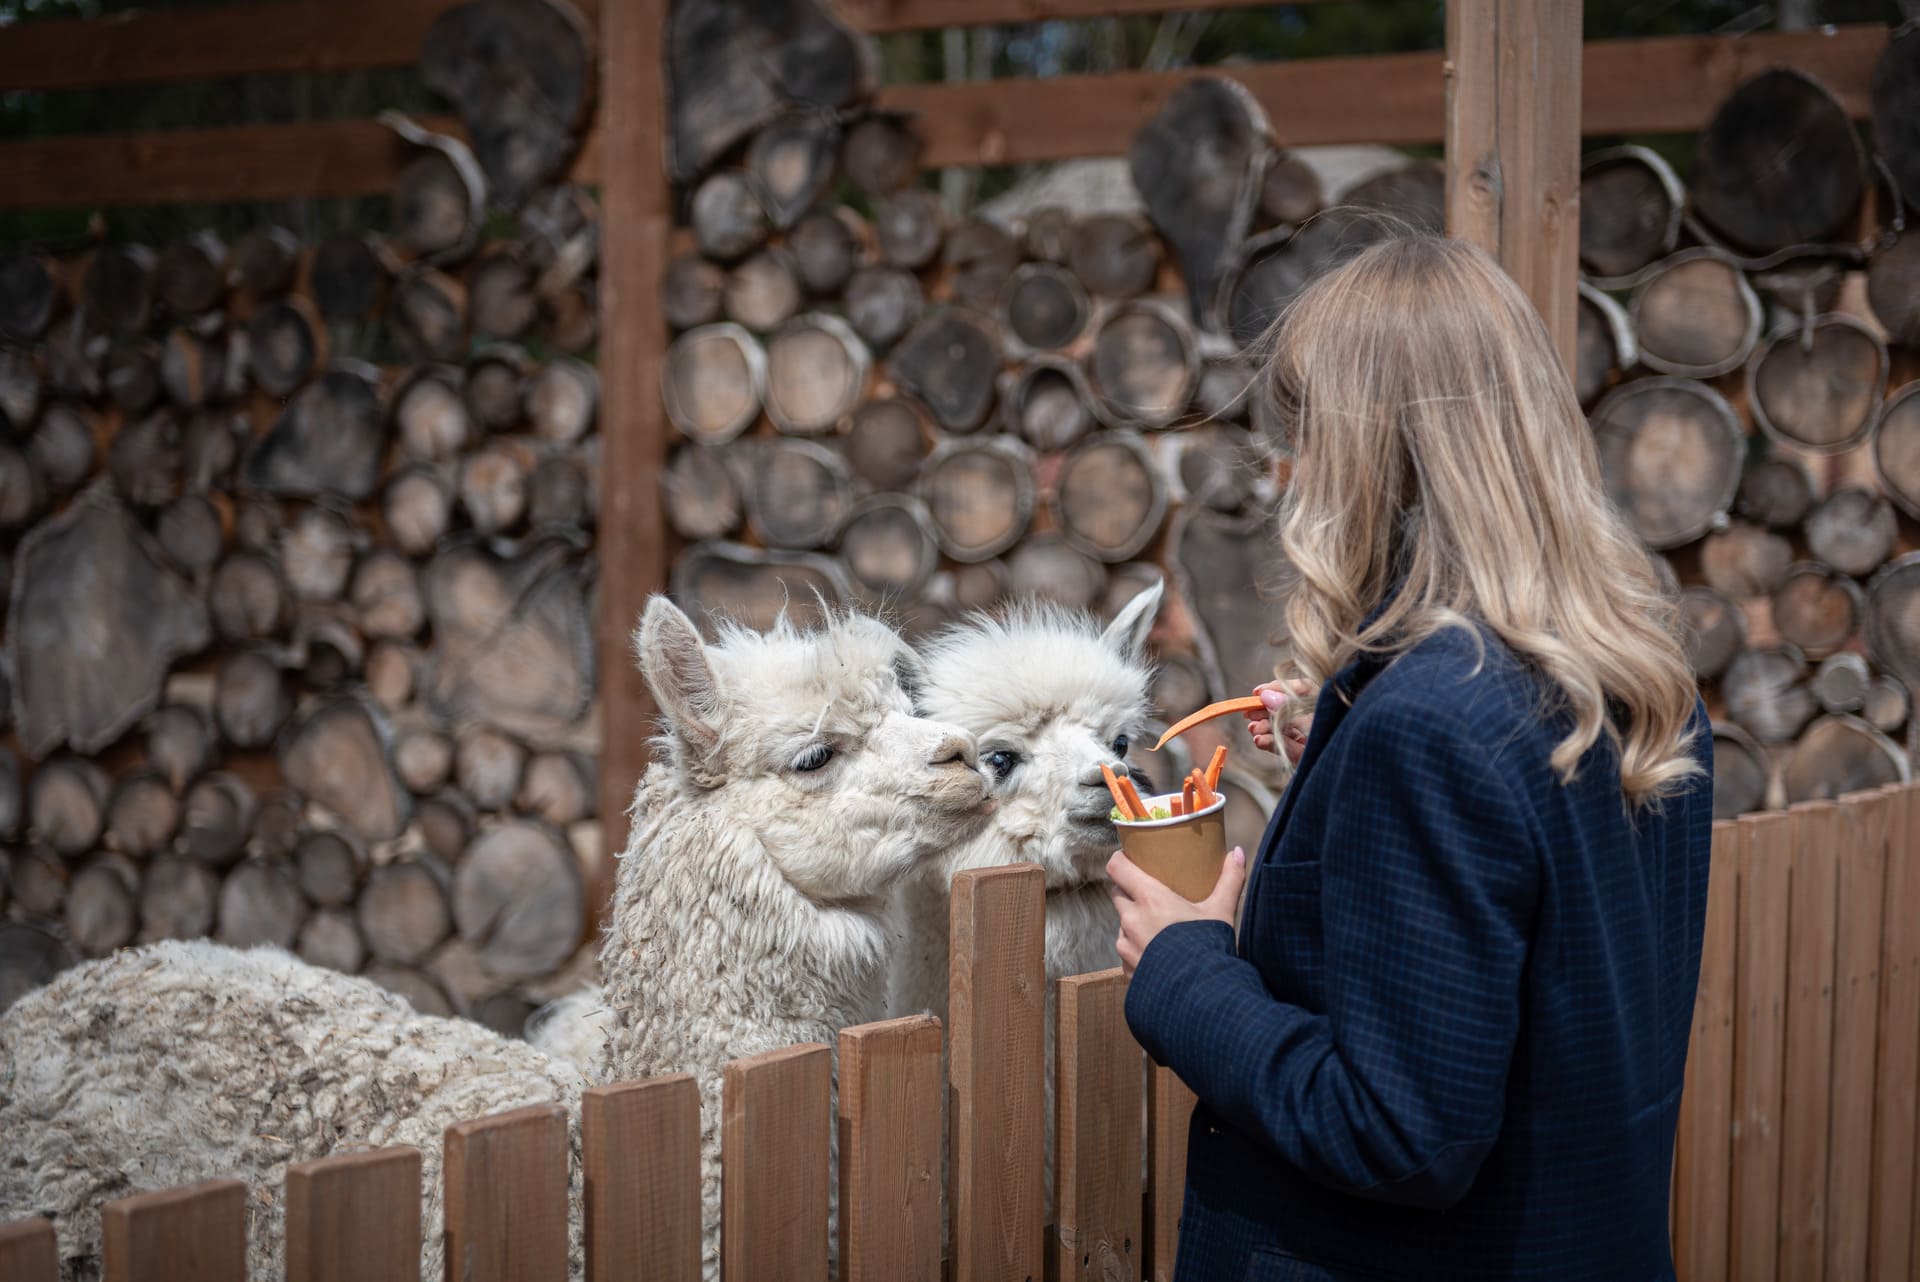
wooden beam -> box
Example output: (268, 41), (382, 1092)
(834, 0), (1297, 35)
(592, 0), (672, 910)
(1445, 0), (1582, 372)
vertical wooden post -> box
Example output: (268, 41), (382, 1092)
(284, 1146), (422, 1282)
(1870, 783), (1920, 1280)
(1443, 0), (1582, 373)
(721, 1043), (832, 1282)
(1779, 801), (1838, 1282)
(0, 1218), (59, 1282)
(1731, 811), (1792, 1282)
(583, 1075), (701, 1282)
(101, 1179), (247, 1282)
(443, 1103), (570, 1282)
(1145, 1064), (1196, 1282)
(839, 1015), (944, 1282)
(1054, 968), (1143, 1282)
(1673, 819), (1739, 1282)
(593, 0), (673, 919)
(1825, 790), (1887, 1282)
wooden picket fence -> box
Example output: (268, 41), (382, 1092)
(5, 784), (1920, 1282)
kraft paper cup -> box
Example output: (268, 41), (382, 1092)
(1116, 792), (1228, 901)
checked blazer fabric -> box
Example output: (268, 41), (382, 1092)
(1125, 623), (1714, 1282)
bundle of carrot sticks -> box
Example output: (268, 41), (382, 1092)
(1102, 745), (1227, 821)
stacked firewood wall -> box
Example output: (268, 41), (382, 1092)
(0, 0), (601, 1016)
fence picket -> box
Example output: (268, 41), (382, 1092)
(101, 1178), (246, 1282)
(838, 1015), (943, 1282)
(284, 1146), (420, 1282)
(1731, 810), (1792, 1282)
(0, 1217), (58, 1282)
(948, 863), (1046, 1282)
(443, 1102), (570, 1282)
(1055, 968), (1143, 1282)
(1145, 1063), (1196, 1282)
(583, 1075), (701, 1282)
(1674, 819), (1739, 1282)
(721, 1043), (831, 1282)
(1826, 790), (1889, 1281)
(1870, 784), (1920, 1281)
(1780, 801), (1839, 1282)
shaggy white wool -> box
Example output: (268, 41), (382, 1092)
(0, 940), (588, 1282)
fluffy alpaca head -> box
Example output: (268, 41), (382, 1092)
(911, 582), (1160, 890)
(635, 595), (988, 902)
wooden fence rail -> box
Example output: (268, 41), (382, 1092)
(4, 783), (1918, 1280)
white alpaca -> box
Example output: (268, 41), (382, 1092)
(0, 597), (987, 1282)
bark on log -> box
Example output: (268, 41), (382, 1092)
(147, 704), (213, 795)
(84, 245), (154, 338)
(790, 208), (860, 297)
(108, 410), (183, 509)
(351, 549), (425, 640)
(27, 403), (93, 495)
(1179, 424), (1259, 513)
(1868, 231), (1920, 347)
(889, 306), (1000, 433)
(663, 323), (765, 444)
(1723, 646), (1819, 743)
(525, 358), (597, 448)
(105, 769), (178, 859)
(765, 314), (869, 436)
(244, 364), (388, 500)
(279, 698), (409, 841)
(724, 248), (803, 333)
(66, 858), (139, 957)
(1679, 585), (1747, 681)
(662, 443), (742, 541)
(945, 220), (1020, 310)
(691, 171), (769, 262)
(0, 249), (58, 344)
(210, 552), (289, 642)
(840, 111), (920, 195)
(213, 649), (289, 750)
(216, 857), (308, 949)
(414, 789), (475, 864)
(1738, 455), (1816, 529)
(875, 188), (946, 270)
(1020, 206), (1076, 264)
(517, 751), (594, 825)
(105, 343), (161, 416)
(8, 847), (67, 919)
(846, 397), (929, 491)
(1005, 358), (1097, 453)
(139, 854), (218, 942)
(662, 253), (727, 331)
(669, 541), (852, 633)
(1806, 486), (1898, 578)
(844, 266), (924, 351)
(464, 348), (528, 433)
(396, 367), (471, 462)
(1008, 533), (1107, 611)
(1574, 285), (1634, 409)
(459, 441), (532, 536)
(1056, 430), (1168, 562)
(30, 756), (107, 856)
(1814, 651), (1873, 714)
(395, 731), (456, 795)
(1578, 146), (1684, 280)
(1868, 553), (1920, 687)
(181, 771), (256, 868)
(1086, 300), (1198, 430)
(245, 296), (326, 398)
(1002, 263), (1090, 354)
(311, 232), (385, 321)
(1783, 714), (1909, 804)
(1749, 315), (1888, 454)
(226, 227), (299, 298)
(1590, 377), (1744, 550)
(298, 907), (367, 974)
(1878, 380), (1920, 519)
(1691, 68), (1864, 254)
(1630, 250), (1762, 379)
(1867, 674), (1910, 732)
(741, 437), (854, 549)
(384, 465), (454, 558)
(452, 818), (583, 980)
(1771, 562), (1863, 660)
(250, 790), (305, 860)
(456, 726), (526, 812)
(387, 117), (486, 264)
(746, 112), (838, 230)
(1068, 214), (1161, 299)
(358, 856), (452, 966)
(839, 493), (939, 602)
(918, 437), (1035, 562)
(1700, 522), (1794, 599)
(1711, 721), (1771, 819)
(282, 506), (357, 602)
(160, 328), (226, 410)
(1258, 151), (1323, 228)
(155, 233), (227, 319)
(365, 641), (417, 711)
(388, 267), (468, 364)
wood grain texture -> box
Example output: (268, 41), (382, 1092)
(285, 1146), (422, 1282)
(0, 1218), (57, 1282)
(1055, 969), (1143, 1282)
(1731, 811), (1792, 1282)
(1145, 1064), (1197, 1282)
(1674, 820), (1739, 1282)
(101, 1179), (246, 1282)
(838, 1015), (943, 1282)
(948, 863), (1046, 1282)
(1869, 784), (1919, 1281)
(584, 1075), (700, 1282)
(721, 1043), (832, 1282)
(1826, 790), (1888, 1282)
(1779, 802), (1838, 1282)
(443, 1103), (570, 1282)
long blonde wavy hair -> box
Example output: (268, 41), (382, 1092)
(1263, 230), (1701, 806)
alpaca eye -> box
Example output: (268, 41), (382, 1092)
(984, 749), (1019, 781)
(1111, 735), (1130, 758)
(791, 744), (834, 773)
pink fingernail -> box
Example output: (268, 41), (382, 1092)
(1259, 689), (1285, 710)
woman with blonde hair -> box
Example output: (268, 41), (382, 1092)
(1109, 231), (1711, 1281)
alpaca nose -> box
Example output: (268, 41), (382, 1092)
(929, 734), (976, 771)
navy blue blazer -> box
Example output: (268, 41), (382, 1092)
(1126, 623), (1713, 1281)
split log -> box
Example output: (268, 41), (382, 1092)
(839, 494), (939, 602)
(669, 541), (852, 633)
(1629, 250), (1761, 378)
(250, 791), (306, 859)
(1814, 651), (1873, 714)
(0, 748), (20, 840)
(1806, 486), (1898, 578)
(469, 251), (541, 340)
(662, 443), (741, 541)
(1020, 206), (1076, 264)
(1087, 301), (1198, 430)
(464, 348), (528, 433)
(388, 267), (468, 364)
(950, 559), (1010, 613)
(742, 437), (854, 549)
(282, 506), (356, 601)
(473, 993), (536, 1038)
(527, 357), (598, 444)
(1749, 315), (1888, 454)
(456, 727), (526, 811)
(311, 232), (385, 320)
(279, 698), (410, 841)
(875, 188), (946, 269)
(1259, 151), (1323, 228)
(0, 439), (43, 532)
(395, 731), (455, 795)
(245, 297), (326, 398)
(0, 348), (41, 428)
(844, 266), (924, 350)
(543, 278), (597, 352)
(139, 854), (218, 942)
(746, 112), (838, 230)
(1212, 211), (1389, 346)
(845, 398), (927, 491)
(384, 465), (454, 557)
(1131, 76), (1268, 323)
(692, 171), (769, 262)
(213, 650), (289, 750)
(1574, 285), (1633, 409)
(1578, 146), (1684, 280)
(298, 908), (367, 974)
(105, 769), (178, 859)
(1002, 263), (1090, 353)
(244, 364), (388, 500)
(66, 858), (139, 957)
(1589, 377), (1744, 550)
(1678, 586), (1747, 681)
(452, 818), (583, 980)
(9, 848), (67, 918)
(0, 920), (76, 1015)
(790, 209), (860, 297)
(1723, 646), (1819, 743)
(1783, 715), (1909, 803)
(366, 964), (456, 1016)
(28, 404), (92, 495)
(296, 608), (365, 688)
(1151, 650), (1213, 723)
(0, 249), (58, 343)
(352, 549), (425, 639)
(1170, 504), (1291, 703)
(108, 410), (183, 509)
(1179, 425), (1258, 513)
(945, 221), (1020, 310)
(518, 751), (594, 825)
(889, 306), (1000, 432)
(1057, 431), (1168, 562)
(1711, 722), (1771, 819)
(84, 245), (155, 338)
(663, 323), (765, 444)
(1068, 214), (1161, 299)
(1868, 231), (1920, 347)
(1770, 563), (1863, 660)
(459, 441), (532, 536)
(160, 328), (226, 409)
(662, 253), (727, 331)
(183, 410), (245, 493)
(181, 772), (256, 868)
(1877, 380), (1920, 519)
(418, 0), (593, 208)
(1343, 161), (1444, 229)
(30, 756), (108, 856)
(396, 368), (471, 462)
(765, 315), (869, 436)
(724, 249), (803, 333)
(1700, 522), (1794, 599)
(44, 311), (105, 401)
(210, 552), (289, 641)
(217, 858), (308, 949)
(147, 704), (213, 794)
(365, 642), (417, 711)
(419, 544), (594, 738)
(1005, 359), (1096, 452)
(527, 455), (589, 528)
(1876, 22), (1920, 215)
(840, 111), (920, 195)
(106, 343), (162, 415)
(358, 857), (452, 966)
(415, 789), (475, 864)
(155, 233), (227, 319)
(1008, 533), (1107, 611)
(1869, 553), (1920, 686)
(226, 227), (299, 298)
(1691, 68), (1864, 253)
(1737, 455), (1815, 529)
(234, 498), (281, 553)
(9, 490), (212, 758)
(918, 437), (1035, 563)
(1867, 674), (1910, 732)
(387, 117), (486, 263)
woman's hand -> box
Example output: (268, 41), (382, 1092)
(1108, 846), (1249, 975)
(1245, 678), (1314, 764)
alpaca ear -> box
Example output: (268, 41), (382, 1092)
(635, 596), (722, 760)
(1100, 579), (1163, 661)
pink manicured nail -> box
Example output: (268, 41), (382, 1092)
(1259, 689), (1286, 711)
(1231, 847), (1245, 865)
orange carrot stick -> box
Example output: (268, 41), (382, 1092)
(1191, 769), (1215, 810)
(1151, 696), (1268, 751)
(1182, 778), (1196, 813)
(1170, 795), (1185, 817)
(1101, 763), (1139, 819)
(1118, 776), (1150, 821)
(1204, 745), (1228, 790)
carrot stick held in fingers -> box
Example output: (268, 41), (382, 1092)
(1151, 696), (1268, 750)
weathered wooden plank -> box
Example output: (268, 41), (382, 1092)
(836, 0), (1297, 34)
(443, 1103), (570, 1282)
(583, 1075), (700, 1282)
(0, 1218), (59, 1282)
(1827, 791), (1889, 1282)
(838, 1015), (943, 1282)
(101, 1179), (247, 1282)
(1145, 1063), (1196, 1282)
(721, 1043), (832, 1282)
(1731, 811), (1792, 1282)
(1054, 969), (1143, 1282)
(1870, 784), (1920, 1282)
(949, 863), (1046, 1282)
(1780, 802), (1839, 1282)
(1674, 820), (1739, 1282)
(285, 1146), (422, 1282)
